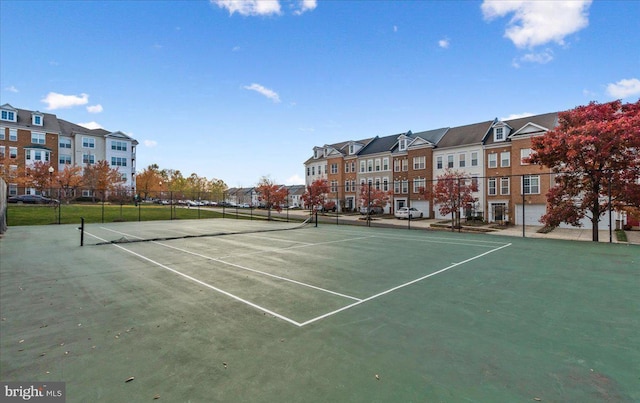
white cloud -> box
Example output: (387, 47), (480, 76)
(87, 104), (103, 113)
(212, 0), (281, 16)
(144, 140), (158, 148)
(78, 121), (103, 130)
(500, 112), (534, 121)
(606, 78), (640, 99)
(393, 25), (398, 33)
(512, 49), (554, 67)
(5, 85), (18, 93)
(232, 45), (241, 52)
(481, 0), (592, 48)
(294, 0), (317, 15)
(438, 38), (450, 49)
(41, 92), (89, 110)
(285, 174), (304, 185)
(244, 83), (281, 103)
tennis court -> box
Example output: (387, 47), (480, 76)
(1, 218), (638, 402)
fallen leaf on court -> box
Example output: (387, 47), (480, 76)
(19, 339), (24, 344)
(375, 374), (380, 380)
(534, 398), (541, 401)
(153, 394), (160, 399)
(125, 377), (135, 383)
(39, 352), (46, 357)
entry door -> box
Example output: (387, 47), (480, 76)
(493, 203), (506, 222)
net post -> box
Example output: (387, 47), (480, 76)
(315, 210), (318, 227)
(80, 217), (85, 247)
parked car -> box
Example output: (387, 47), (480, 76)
(394, 207), (423, 219)
(359, 206), (384, 215)
(7, 194), (59, 204)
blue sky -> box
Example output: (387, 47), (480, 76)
(1, 0), (639, 187)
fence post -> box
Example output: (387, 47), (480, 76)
(80, 217), (85, 247)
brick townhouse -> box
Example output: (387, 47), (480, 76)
(304, 111), (570, 225)
(0, 103), (138, 197)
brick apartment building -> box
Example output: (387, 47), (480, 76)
(0, 103), (138, 197)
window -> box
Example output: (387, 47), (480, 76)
(82, 137), (95, 148)
(500, 177), (510, 195)
(1, 110), (16, 122)
(375, 178), (381, 190)
(60, 138), (72, 149)
(382, 177), (389, 191)
(59, 155), (72, 165)
(344, 163), (350, 173)
(330, 180), (338, 193)
(33, 115), (42, 126)
(360, 161), (366, 173)
(34, 150), (43, 161)
(402, 159), (408, 171)
(394, 180), (401, 194)
(459, 153), (466, 168)
(350, 162), (355, 173)
(32, 132), (46, 144)
(436, 156), (443, 169)
(488, 153), (497, 168)
(523, 175), (540, 194)
(495, 127), (504, 141)
(331, 163), (338, 174)
(83, 154), (96, 164)
(399, 138), (407, 151)
(401, 180), (408, 194)
(307, 167), (310, 176)
(9, 129), (17, 141)
(447, 155), (454, 168)
(312, 166), (315, 175)
(471, 176), (479, 189)
(413, 178), (426, 193)
(375, 159), (381, 171)
(349, 144), (355, 155)
(520, 148), (532, 165)
(413, 156), (425, 170)
(394, 159), (401, 172)
(9, 147), (17, 158)
(0, 146), (4, 157)
(345, 181), (350, 192)
(471, 152), (478, 166)
(111, 140), (127, 151)
(111, 157), (127, 167)
(367, 160), (373, 172)
(500, 152), (510, 167)
(382, 158), (389, 171)
(0, 128), (5, 140)
(488, 178), (497, 195)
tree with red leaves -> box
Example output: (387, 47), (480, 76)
(359, 184), (391, 212)
(301, 178), (330, 211)
(528, 99), (640, 241)
(432, 169), (478, 228)
(56, 164), (83, 203)
(256, 176), (288, 220)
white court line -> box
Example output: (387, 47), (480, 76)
(88, 228), (512, 328)
(83, 230), (304, 327)
(297, 242), (513, 327)
(98, 227), (363, 301)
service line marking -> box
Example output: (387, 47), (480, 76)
(87, 228), (512, 328)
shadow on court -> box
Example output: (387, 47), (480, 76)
(1, 220), (638, 402)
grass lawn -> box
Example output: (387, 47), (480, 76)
(6, 203), (229, 226)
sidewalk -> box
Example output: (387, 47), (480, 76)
(323, 213), (640, 245)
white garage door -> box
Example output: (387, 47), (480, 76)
(515, 204), (546, 226)
(411, 201), (430, 218)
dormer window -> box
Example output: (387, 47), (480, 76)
(399, 138), (408, 151)
(349, 144), (355, 155)
(32, 112), (43, 126)
(495, 127), (504, 141)
(1, 109), (16, 122)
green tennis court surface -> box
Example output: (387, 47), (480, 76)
(1, 219), (638, 402)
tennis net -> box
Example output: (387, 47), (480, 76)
(81, 216), (314, 246)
